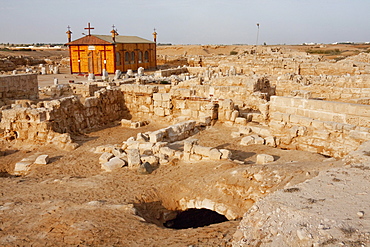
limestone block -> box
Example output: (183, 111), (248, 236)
(249, 126), (272, 137)
(152, 142), (168, 154)
(159, 147), (176, 157)
(161, 101), (172, 108)
(235, 117), (247, 125)
(230, 110), (239, 122)
(140, 155), (159, 166)
(250, 113), (265, 123)
(14, 160), (33, 174)
(191, 110), (199, 119)
(153, 93), (162, 101)
(112, 148), (126, 158)
(184, 139), (198, 153)
(220, 99), (234, 110)
(34, 155), (49, 165)
(225, 110), (232, 121)
(99, 152), (114, 164)
(121, 119), (131, 127)
(259, 103), (269, 114)
(154, 107), (165, 117)
(252, 134), (264, 145)
(126, 141), (140, 150)
(240, 136), (255, 146)
(121, 142), (128, 150)
(231, 132), (243, 138)
(138, 104), (150, 113)
(265, 136), (276, 147)
(164, 108), (171, 116)
(137, 133), (149, 142)
(162, 93), (171, 101)
(175, 100), (186, 109)
(312, 130), (330, 140)
(239, 126), (252, 135)
(270, 112), (284, 122)
(256, 154), (274, 164)
(137, 162), (154, 174)
(209, 148), (222, 160)
(174, 151), (183, 159)
(101, 157), (126, 172)
(145, 97), (152, 105)
(198, 116), (211, 126)
(149, 130), (165, 143)
(184, 120), (197, 131)
(298, 126), (307, 136)
(215, 203), (228, 215)
(281, 113), (291, 123)
(165, 126), (180, 142)
(299, 116), (312, 127)
(182, 152), (191, 161)
(289, 114), (301, 124)
(181, 109), (192, 116)
(349, 130), (370, 141)
(193, 145), (213, 157)
(190, 154), (202, 161)
(269, 121), (285, 132)
(127, 149), (141, 169)
(220, 149), (232, 160)
(289, 126), (300, 138)
(139, 143), (154, 155)
(94, 144), (118, 154)
(201, 198), (215, 211)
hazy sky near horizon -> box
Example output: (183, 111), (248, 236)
(0, 0), (369, 45)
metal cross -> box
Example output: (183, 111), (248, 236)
(84, 23), (94, 35)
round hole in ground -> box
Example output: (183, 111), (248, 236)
(164, 208), (228, 229)
(134, 201), (228, 229)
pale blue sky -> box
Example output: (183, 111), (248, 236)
(0, 0), (369, 45)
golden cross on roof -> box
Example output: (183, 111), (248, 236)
(84, 22), (94, 36)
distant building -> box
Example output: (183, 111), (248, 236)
(65, 23), (157, 75)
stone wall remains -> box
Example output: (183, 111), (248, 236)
(274, 74), (370, 103)
(0, 88), (129, 149)
(268, 96), (370, 157)
(0, 74), (38, 100)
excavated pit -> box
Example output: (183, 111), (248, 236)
(134, 201), (229, 229)
(163, 208), (228, 229)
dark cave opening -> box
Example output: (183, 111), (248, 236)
(163, 208), (228, 229)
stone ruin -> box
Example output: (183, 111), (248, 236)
(1, 45), (370, 245)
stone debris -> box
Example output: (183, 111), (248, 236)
(127, 149), (142, 169)
(14, 153), (50, 174)
(98, 121), (233, 171)
(101, 157), (126, 172)
(121, 119), (149, 128)
(256, 154), (274, 164)
(34, 155), (49, 165)
(231, 132), (243, 138)
(14, 160), (34, 175)
(99, 152), (114, 164)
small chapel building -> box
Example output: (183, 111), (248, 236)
(65, 23), (157, 75)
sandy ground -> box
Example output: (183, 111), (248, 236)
(0, 120), (340, 246)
